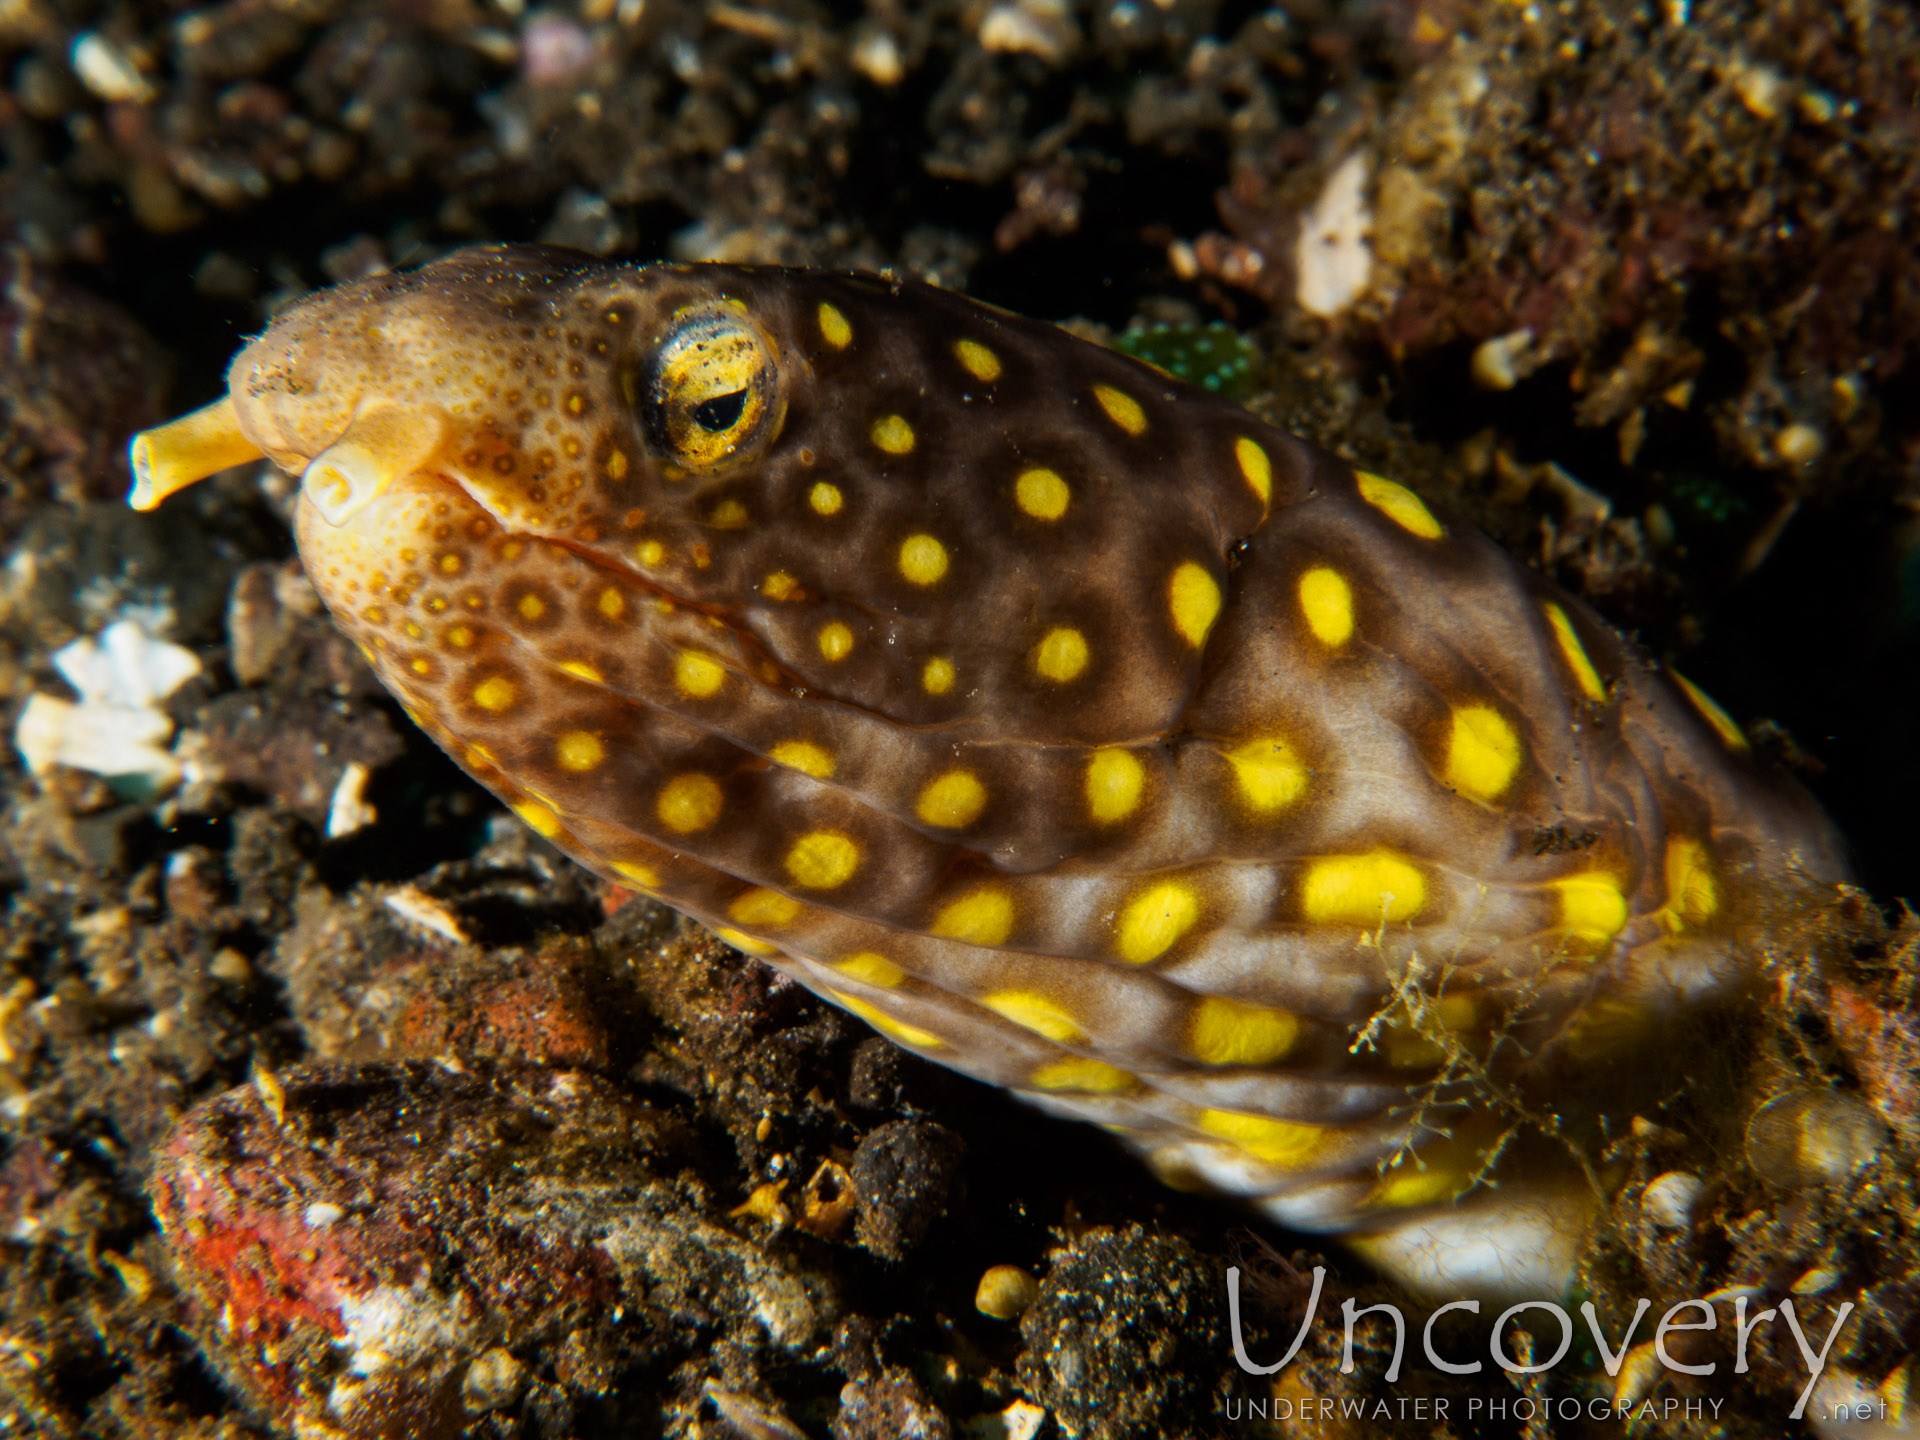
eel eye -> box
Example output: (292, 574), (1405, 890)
(637, 303), (785, 475)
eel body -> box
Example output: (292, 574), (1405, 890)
(130, 245), (1846, 1300)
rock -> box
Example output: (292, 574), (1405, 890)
(151, 1059), (834, 1440)
(850, 1118), (965, 1261)
(1016, 1225), (1227, 1440)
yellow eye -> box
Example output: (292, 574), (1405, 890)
(637, 303), (785, 474)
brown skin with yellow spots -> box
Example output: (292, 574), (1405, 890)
(135, 244), (1846, 1299)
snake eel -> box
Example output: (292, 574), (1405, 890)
(129, 245), (1845, 1301)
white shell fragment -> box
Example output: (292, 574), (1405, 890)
(14, 694), (178, 787)
(704, 1389), (810, 1440)
(382, 886), (471, 946)
(55, 620), (201, 711)
(1294, 153), (1373, 319)
(13, 621), (202, 792)
(1335, 1178), (1592, 1304)
(327, 761), (379, 839)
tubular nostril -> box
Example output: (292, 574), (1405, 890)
(127, 396), (265, 511)
(300, 403), (449, 526)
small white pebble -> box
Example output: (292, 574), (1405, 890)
(1791, 1265), (1840, 1296)
(326, 761), (378, 839)
(463, 1348), (529, 1413)
(71, 33), (154, 104)
(998, 1405), (1044, 1440)
(1831, 374), (1863, 423)
(304, 1201), (346, 1229)
(209, 948), (252, 984)
(519, 13), (595, 84)
(979, 0), (1078, 62)
(467, 27), (520, 66)
(1641, 1171), (1704, 1229)
(1728, 59), (1789, 120)
(1775, 422), (1825, 465)
(1643, 503), (1676, 547)
(1470, 329), (1537, 391)
(1294, 153), (1372, 319)
(975, 1264), (1041, 1320)
(851, 29), (903, 86)
(1797, 89), (1838, 125)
